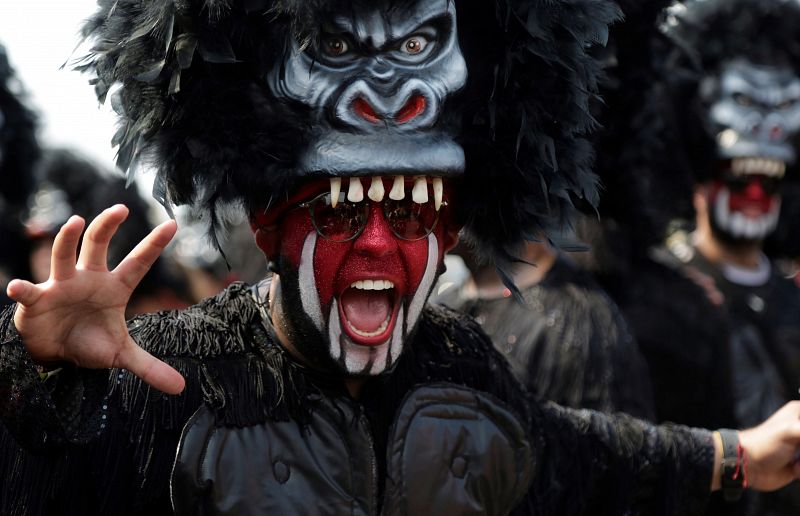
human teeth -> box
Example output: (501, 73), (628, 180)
(347, 314), (391, 338)
(348, 177), (364, 202)
(368, 176), (385, 202)
(350, 279), (395, 290)
(412, 176), (428, 204)
(389, 176), (405, 200)
(432, 177), (443, 211)
(330, 177), (342, 208)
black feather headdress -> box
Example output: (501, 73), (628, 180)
(78, 0), (621, 267)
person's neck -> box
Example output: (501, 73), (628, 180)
(268, 275), (367, 399)
(694, 222), (762, 269)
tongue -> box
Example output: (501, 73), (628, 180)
(340, 288), (392, 332)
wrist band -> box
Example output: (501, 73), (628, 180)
(719, 429), (748, 502)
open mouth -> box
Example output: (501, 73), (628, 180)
(338, 279), (401, 346)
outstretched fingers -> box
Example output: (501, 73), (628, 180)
(51, 216), (86, 280)
(6, 279), (44, 307)
(119, 337), (186, 395)
(77, 205), (130, 272)
(112, 219), (178, 291)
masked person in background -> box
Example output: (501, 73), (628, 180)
(581, 0), (800, 514)
(2, 1), (800, 515)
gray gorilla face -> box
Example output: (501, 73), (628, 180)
(268, 0), (467, 178)
(704, 59), (800, 167)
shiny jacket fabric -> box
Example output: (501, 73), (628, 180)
(443, 254), (656, 420)
(0, 283), (714, 515)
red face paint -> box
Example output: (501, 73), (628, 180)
(710, 178), (779, 218)
(256, 181), (451, 351)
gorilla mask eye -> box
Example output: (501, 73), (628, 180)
(323, 36), (350, 57)
(733, 92), (753, 107)
(401, 35), (429, 55)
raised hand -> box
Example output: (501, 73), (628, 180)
(6, 204), (185, 395)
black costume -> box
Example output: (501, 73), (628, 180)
(0, 0), (725, 514)
(440, 253), (655, 420)
(0, 282), (714, 515)
(583, 0), (800, 513)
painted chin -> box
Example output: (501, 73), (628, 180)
(713, 188), (781, 239)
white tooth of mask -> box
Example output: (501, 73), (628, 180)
(368, 177), (385, 202)
(389, 176), (405, 200)
(412, 177), (428, 204)
(363, 279), (374, 290)
(348, 177), (364, 202)
(330, 177), (342, 208)
(432, 177), (443, 211)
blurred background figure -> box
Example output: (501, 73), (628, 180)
(170, 209), (269, 302)
(434, 237), (655, 420)
(24, 148), (192, 317)
(0, 43), (40, 305)
(581, 0), (800, 514)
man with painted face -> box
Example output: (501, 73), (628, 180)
(653, 0), (800, 442)
(582, 0), (800, 513)
(655, 5), (800, 512)
(3, 1), (800, 515)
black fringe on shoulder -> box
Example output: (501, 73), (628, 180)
(77, 0), (621, 271)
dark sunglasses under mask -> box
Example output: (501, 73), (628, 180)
(300, 190), (444, 243)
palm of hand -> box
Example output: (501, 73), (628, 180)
(8, 205), (185, 394)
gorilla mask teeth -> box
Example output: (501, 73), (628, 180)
(389, 176), (405, 200)
(368, 176), (385, 202)
(327, 175), (444, 210)
(330, 177), (342, 208)
(432, 177), (443, 211)
(730, 157), (787, 178)
(347, 177), (364, 202)
(412, 176), (428, 204)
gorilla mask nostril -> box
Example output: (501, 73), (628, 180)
(352, 98), (381, 124)
(396, 95), (426, 124)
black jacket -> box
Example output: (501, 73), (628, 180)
(0, 282), (713, 515)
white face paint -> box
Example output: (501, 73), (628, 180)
(298, 231), (324, 332)
(321, 233), (439, 375)
(713, 186), (781, 240)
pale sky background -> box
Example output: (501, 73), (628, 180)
(0, 0), (161, 213)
